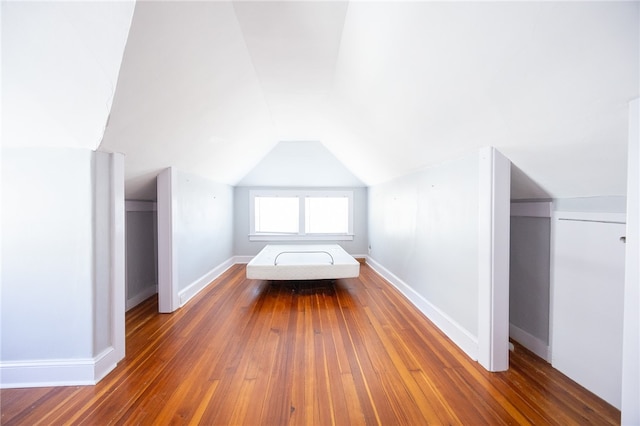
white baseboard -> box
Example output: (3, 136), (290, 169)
(93, 346), (120, 383)
(366, 256), (479, 361)
(509, 323), (551, 362)
(234, 255), (254, 264)
(126, 285), (158, 311)
(0, 346), (119, 389)
(179, 257), (236, 307)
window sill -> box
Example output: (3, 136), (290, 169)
(249, 234), (354, 242)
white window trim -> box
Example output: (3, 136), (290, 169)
(249, 189), (354, 241)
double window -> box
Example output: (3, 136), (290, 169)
(249, 190), (354, 241)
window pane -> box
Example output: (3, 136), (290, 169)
(305, 197), (349, 234)
(255, 197), (299, 233)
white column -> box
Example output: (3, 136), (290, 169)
(622, 98), (640, 424)
(157, 167), (179, 313)
(111, 152), (126, 360)
(477, 146), (511, 372)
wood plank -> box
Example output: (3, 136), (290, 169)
(0, 264), (620, 425)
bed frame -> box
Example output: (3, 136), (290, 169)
(246, 244), (360, 281)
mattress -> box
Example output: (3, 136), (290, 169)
(246, 244), (360, 281)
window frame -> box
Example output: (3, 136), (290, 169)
(249, 189), (354, 241)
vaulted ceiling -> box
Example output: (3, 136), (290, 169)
(3, 1), (639, 201)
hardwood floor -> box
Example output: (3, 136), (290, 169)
(1, 264), (620, 425)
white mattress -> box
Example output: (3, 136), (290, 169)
(246, 244), (360, 281)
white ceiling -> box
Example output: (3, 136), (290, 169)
(2, 1), (134, 150)
(3, 1), (639, 201)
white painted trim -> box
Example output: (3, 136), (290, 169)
(125, 200), (157, 212)
(0, 348), (118, 389)
(477, 147), (511, 372)
(509, 323), (550, 362)
(366, 256), (479, 361)
(110, 153), (126, 363)
(126, 285), (158, 311)
(93, 347), (119, 383)
(157, 167), (179, 313)
(548, 207), (558, 375)
(249, 189), (355, 239)
(0, 359), (95, 388)
(179, 257), (236, 306)
(510, 202), (552, 218)
(621, 97), (640, 425)
(554, 211), (626, 224)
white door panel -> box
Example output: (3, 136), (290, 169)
(552, 214), (625, 409)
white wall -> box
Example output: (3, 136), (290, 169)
(233, 186), (368, 257)
(125, 202), (158, 310)
(2, 148), (94, 361)
(157, 168), (235, 312)
(175, 171), (234, 291)
(237, 141), (365, 187)
(233, 140), (368, 257)
(367, 148), (509, 368)
(368, 151), (480, 336)
(509, 203), (551, 361)
(1, 148), (124, 387)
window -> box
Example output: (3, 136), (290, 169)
(305, 197), (349, 234)
(249, 190), (354, 241)
(254, 196), (299, 234)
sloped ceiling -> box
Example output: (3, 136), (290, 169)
(322, 1), (638, 199)
(2, 1), (134, 150)
(4, 1), (638, 201)
(97, 1), (277, 199)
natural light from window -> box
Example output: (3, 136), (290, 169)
(250, 190), (354, 241)
(254, 196), (299, 234)
(305, 197), (349, 234)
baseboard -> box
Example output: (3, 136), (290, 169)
(0, 346), (120, 389)
(93, 346), (120, 383)
(352, 254), (368, 264)
(179, 257), (236, 307)
(234, 255), (254, 264)
(366, 256), (479, 361)
(509, 323), (551, 362)
(126, 285), (158, 311)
